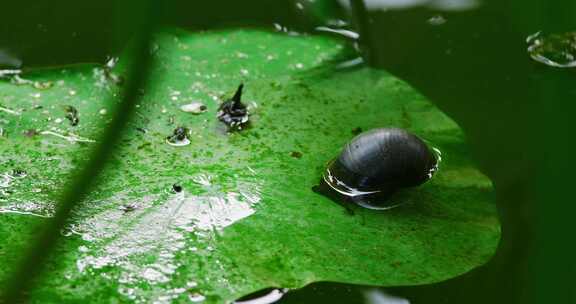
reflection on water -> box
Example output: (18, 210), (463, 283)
(236, 288), (289, 304)
(315, 26), (360, 40)
(70, 179), (261, 303)
(363, 289), (410, 304)
(338, 0), (479, 11)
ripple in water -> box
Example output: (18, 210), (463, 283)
(527, 31), (576, 68)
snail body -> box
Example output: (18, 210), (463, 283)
(317, 128), (438, 210)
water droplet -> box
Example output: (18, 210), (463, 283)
(427, 15), (446, 25)
(273, 23), (286, 32)
(336, 57), (364, 69)
(527, 31), (576, 68)
(105, 56), (119, 69)
(235, 288), (288, 304)
(33, 81), (53, 90)
(188, 293), (206, 303)
(187, 281), (198, 288)
(428, 147), (443, 178)
(192, 174), (212, 186)
(180, 102), (207, 114)
(0, 69), (21, 77)
(99, 109), (107, 115)
(315, 26), (360, 40)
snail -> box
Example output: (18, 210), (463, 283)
(315, 128), (439, 210)
(166, 126), (191, 147)
(217, 84), (249, 130)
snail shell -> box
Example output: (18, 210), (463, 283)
(166, 126), (191, 147)
(217, 84), (249, 130)
(319, 128), (438, 210)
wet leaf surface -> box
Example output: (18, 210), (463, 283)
(0, 29), (499, 303)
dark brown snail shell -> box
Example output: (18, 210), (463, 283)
(317, 128), (438, 210)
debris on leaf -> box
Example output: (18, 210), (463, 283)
(352, 127), (363, 135)
(290, 151), (303, 159)
(172, 184), (183, 193)
(119, 203), (138, 213)
(23, 129), (39, 137)
(166, 126), (191, 147)
(11, 169), (27, 178)
(64, 105), (79, 126)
